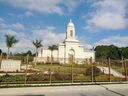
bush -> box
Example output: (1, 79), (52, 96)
(74, 74), (91, 81)
(85, 66), (102, 77)
(27, 74), (49, 81)
(0, 74), (25, 82)
(53, 73), (71, 81)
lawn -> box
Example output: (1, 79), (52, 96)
(34, 64), (90, 74)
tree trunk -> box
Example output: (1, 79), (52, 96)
(35, 48), (38, 66)
(0, 53), (3, 64)
(7, 47), (10, 59)
(25, 54), (29, 84)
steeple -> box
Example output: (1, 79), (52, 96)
(66, 19), (75, 39)
(69, 18), (72, 23)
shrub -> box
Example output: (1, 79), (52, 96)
(0, 74), (25, 82)
(54, 73), (71, 81)
(27, 74), (49, 81)
(85, 66), (101, 77)
(74, 74), (91, 81)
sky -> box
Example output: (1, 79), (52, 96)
(0, 0), (128, 53)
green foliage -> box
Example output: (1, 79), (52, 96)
(5, 34), (18, 48)
(27, 74), (49, 81)
(95, 45), (128, 59)
(5, 34), (18, 58)
(0, 74), (25, 82)
(74, 74), (91, 81)
(14, 50), (34, 56)
(32, 39), (42, 49)
(122, 47), (128, 59)
(48, 45), (58, 51)
(85, 66), (101, 77)
(95, 45), (110, 59)
(54, 73), (71, 81)
(107, 45), (120, 59)
(0, 49), (2, 54)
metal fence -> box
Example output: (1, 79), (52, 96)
(0, 54), (127, 85)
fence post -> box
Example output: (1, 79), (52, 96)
(121, 56), (124, 81)
(0, 53), (2, 65)
(124, 59), (127, 81)
(25, 54), (29, 84)
(108, 58), (111, 82)
(49, 53), (53, 84)
(71, 61), (73, 83)
(91, 57), (93, 83)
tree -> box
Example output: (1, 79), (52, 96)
(5, 34), (18, 59)
(48, 44), (58, 83)
(107, 45), (120, 59)
(95, 45), (110, 59)
(26, 50), (33, 56)
(48, 45), (58, 63)
(121, 47), (128, 59)
(0, 49), (2, 55)
(32, 39), (42, 65)
(95, 45), (121, 59)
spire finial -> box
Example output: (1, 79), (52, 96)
(70, 18), (72, 23)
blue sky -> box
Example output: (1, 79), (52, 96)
(0, 0), (128, 53)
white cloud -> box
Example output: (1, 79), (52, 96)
(18, 11), (33, 17)
(24, 11), (33, 16)
(84, 0), (128, 31)
(63, 0), (84, 12)
(1, 0), (63, 15)
(13, 38), (34, 53)
(0, 29), (17, 36)
(95, 35), (128, 47)
(0, 21), (25, 31)
(1, 0), (83, 15)
(0, 38), (34, 53)
(12, 23), (25, 30)
(0, 20), (30, 53)
(0, 17), (4, 22)
(32, 26), (65, 47)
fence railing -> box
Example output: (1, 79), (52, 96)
(0, 55), (127, 85)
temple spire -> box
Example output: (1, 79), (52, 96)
(69, 18), (72, 23)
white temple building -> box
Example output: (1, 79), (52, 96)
(36, 19), (95, 64)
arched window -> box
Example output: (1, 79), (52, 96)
(70, 30), (73, 37)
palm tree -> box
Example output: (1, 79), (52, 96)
(48, 45), (58, 59)
(32, 39), (42, 65)
(5, 34), (18, 59)
(48, 45), (58, 84)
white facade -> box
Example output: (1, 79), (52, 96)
(37, 19), (95, 64)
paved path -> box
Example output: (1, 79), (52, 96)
(0, 84), (128, 96)
(97, 66), (125, 78)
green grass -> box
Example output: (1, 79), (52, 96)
(111, 65), (124, 73)
(34, 64), (87, 74)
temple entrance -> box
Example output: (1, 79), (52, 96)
(68, 49), (75, 64)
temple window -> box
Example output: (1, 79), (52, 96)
(70, 30), (73, 37)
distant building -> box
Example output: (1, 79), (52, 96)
(36, 19), (95, 64)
